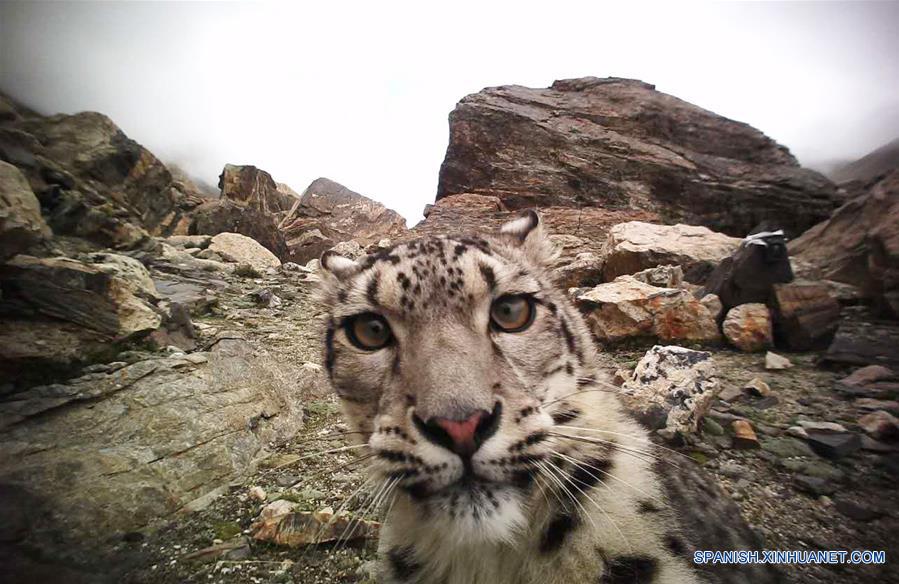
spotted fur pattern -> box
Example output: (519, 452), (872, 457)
(317, 212), (771, 584)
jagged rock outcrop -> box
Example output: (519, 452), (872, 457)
(0, 160), (51, 261)
(191, 168), (407, 264)
(0, 93), (209, 249)
(437, 77), (838, 237)
(790, 170), (899, 318)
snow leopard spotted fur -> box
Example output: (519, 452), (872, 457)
(318, 211), (779, 584)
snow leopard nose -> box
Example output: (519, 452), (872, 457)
(413, 402), (502, 457)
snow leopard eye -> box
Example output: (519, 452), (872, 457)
(490, 294), (536, 333)
(345, 313), (393, 350)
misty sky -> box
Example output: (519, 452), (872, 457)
(2, 1), (898, 223)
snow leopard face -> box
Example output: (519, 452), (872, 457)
(318, 211), (601, 543)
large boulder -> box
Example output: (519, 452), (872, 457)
(0, 160), (51, 261)
(208, 232), (281, 272)
(722, 303), (773, 352)
(191, 168), (408, 265)
(0, 338), (306, 533)
(437, 77), (839, 237)
(279, 177), (408, 263)
(572, 276), (720, 344)
(790, 170), (899, 318)
(602, 221), (740, 284)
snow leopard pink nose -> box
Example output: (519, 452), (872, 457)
(413, 403), (502, 457)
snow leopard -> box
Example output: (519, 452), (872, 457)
(317, 211), (779, 584)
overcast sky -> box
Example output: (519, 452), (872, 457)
(2, 1), (898, 223)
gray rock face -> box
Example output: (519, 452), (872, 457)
(0, 338), (306, 533)
(0, 160), (51, 261)
(437, 77), (839, 237)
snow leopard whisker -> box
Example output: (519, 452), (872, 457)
(542, 455), (632, 550)
(556, 425), (693, 462)
(547, 432), (674, 468)
(551, 450), (665, 507)
(541, 386), (620, 409)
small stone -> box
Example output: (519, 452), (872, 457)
(248, 486), (267, 502)
(794, 475), (835, 497)
(760, 437), (815, 458)
(840, 365), (893, 387)
(313, 506), (334, 523)
(702, 417), (724, 436)
(785, 426), (810, 439)
(743, 378), (771, 397)
(833, 497), (884, 522)
(858, 410), (899, 440)
(718, 386), (745, 403)
(765, 351), (793, 370)
(719, 460), (748, 479)
(796, 420), (848, 433)
(805, 431), (862, 459)
(854, 398), (899, 414)
(731, 420), (760, 449)
(860, 436), (897, 453)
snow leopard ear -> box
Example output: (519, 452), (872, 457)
(500, 210), (557, 267)
(320, 250), (361, 281)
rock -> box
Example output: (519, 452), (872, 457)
(769, 282), (840, 351)
(861, 436), (897, 453)
(191, 167), (407, 265)
(0, 255), (161, 338)
(573, 276), (720, 344)
(858, 411), (899, 440)
(631, 264), (684, 288)
(743, 378), (771, 397)
(208, 232), (281, 272)
(796, 420), (849, 433)
(805, 430), (862, 459)
(832, 497), (884, 522)
(3, 108), (207, 247)
(279, 177), (408, 264)
(722, 303), (773, 352)
(554, 251), (605, 290)
(601, 222), (740, 284)
(153, 279), (219, 315)
(248, 486), (267, 502)
(0, 339), (306, 533)
(0, 160), (51, 260)
(823, 314), (899, 370)
(731, 420), (760, 449)
(436, 77), (838, 237)
(183, 537), (252, 563)
(760, 437), (815, 458)
(699, 294), (724, 321)
(165, 234), (211, 249)
(794, 475), (835, 497)
(82, 252), (160, 300)
(854, 398), (899, 414)
(249, 288), (283, 308)
(765, 351), (793, 370)
(327, 239), (366, 261)
(841, 365), (894, 387)
(250, 499), (379, 547)
(790, 170), (899, 317)
(620, 345), (720, 437)
(785, 426), (809, 440)
(718, 385), (745, 404)
(701, 231), (794, 313)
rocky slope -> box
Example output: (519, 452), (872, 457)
(0, 82), (897, 584)
(437, 77), (839, 237)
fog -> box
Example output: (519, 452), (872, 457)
(2, 1), (897, 222)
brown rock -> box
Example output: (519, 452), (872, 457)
(731, 420), (760, 449)
(437, 77), (838, 237)
(602, 222), (740, 284)
(770, 282), (840, 350)
(631, 264), (684, 288)
(841, 365), (894, 387)
(764, 351), (793, 370)
(0, 160), (51, 261)
(824, 314), (899, 370)
(722, 303), (773, 352)
(573, 276), (720, 344)
(250, 500), (379, 547)
(858, 410), (899, 440)
(790, 170), (899, 317)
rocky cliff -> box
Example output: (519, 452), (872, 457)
(437, 77), (839, 237)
